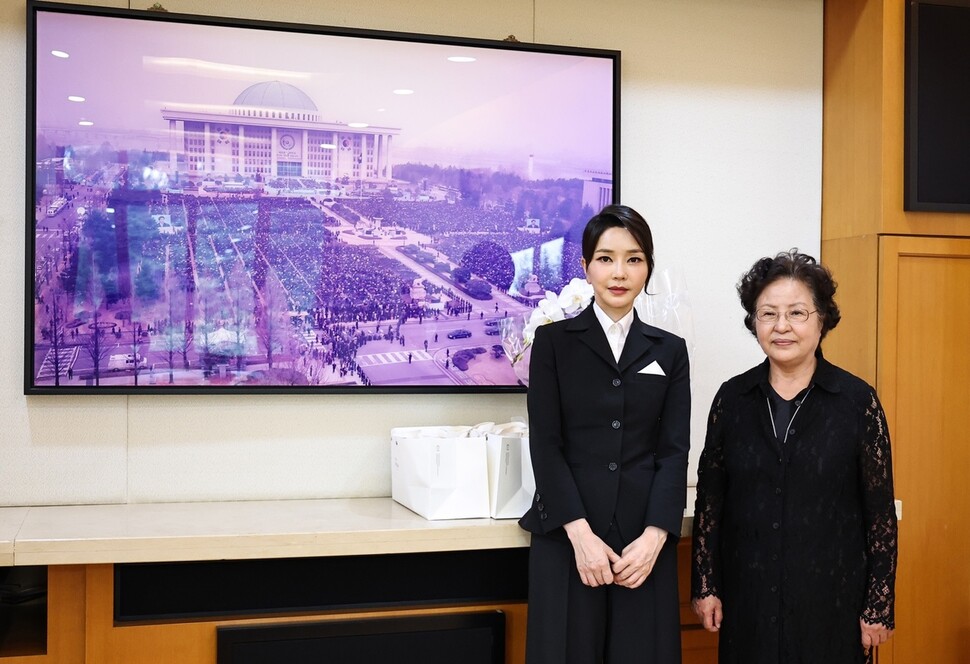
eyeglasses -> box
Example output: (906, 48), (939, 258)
(755, 308), (818, 324)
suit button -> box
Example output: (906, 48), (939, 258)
(772, 522), (780, 530)
(537, 503), (544, 511)
(788, 428), (795, 436)
(612, 378), (621, 387)
(608, 462), (618, 471)
(611, 420), (621, 429)
(535, 493), (541, 502)
(540, 512), (548, 521)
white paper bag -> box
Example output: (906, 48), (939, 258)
(390, 426), (490, 520)
(485, 429), (535, 519)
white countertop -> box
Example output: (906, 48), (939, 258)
(0, 497), (695, 567)
(0, 498), (533, 566)
(0, 507), (29, 566)
(0, 492), (896, 567)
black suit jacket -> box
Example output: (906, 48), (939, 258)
(519, 305), (691, 543)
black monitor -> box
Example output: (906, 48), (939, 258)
(25, 0), (619, 394)
(904, 0), (970, 212)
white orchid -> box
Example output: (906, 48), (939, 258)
(500, 278), (597, 385)
(535, 291), (567, 324)
(502, 267), (694, 387)
(523, 292), (565, 345)
(557, 278), (594, 314)
(522, 320), (540, 347)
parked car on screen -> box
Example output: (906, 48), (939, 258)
(447, 329), (473, 339)
(108, 354), (147, 372)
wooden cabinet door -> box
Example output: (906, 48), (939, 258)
(877, 236), (970, 664)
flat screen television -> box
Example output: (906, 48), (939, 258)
(25, 1), (619, 394)
(904, 0), (970, 212)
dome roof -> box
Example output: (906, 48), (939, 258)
(233, 81), (318, 112)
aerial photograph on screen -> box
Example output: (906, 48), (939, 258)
(30, 8), (615, 390)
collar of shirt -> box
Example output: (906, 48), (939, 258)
(591, 302), (634, 362)
(742, 351), (844, 397)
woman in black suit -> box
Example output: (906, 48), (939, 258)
(520, 205), (691, 664)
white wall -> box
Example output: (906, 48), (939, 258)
(0, 0), (821, 506)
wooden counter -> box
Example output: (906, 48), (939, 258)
(3, 498), (529, 566)
(0, 497), (696, 567)
(0, 499), (711, 663)
(0, 508), (27, 567)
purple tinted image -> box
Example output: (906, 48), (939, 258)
(29, 5), (616, 392)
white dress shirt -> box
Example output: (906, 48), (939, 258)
(591, 302), (635, 363)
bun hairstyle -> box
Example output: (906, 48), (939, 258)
(581, 204), (655, 282)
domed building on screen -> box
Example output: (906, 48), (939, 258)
(160, 81), (400, 183)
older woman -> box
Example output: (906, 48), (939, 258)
(691, 250), (897, 663)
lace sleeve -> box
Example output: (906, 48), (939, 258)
(858, 390), (898, 628)
(691, 392), (726, 600)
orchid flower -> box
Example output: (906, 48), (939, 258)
(557, 278), (593, 315)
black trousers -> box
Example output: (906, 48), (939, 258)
(525, 525), (681, 664)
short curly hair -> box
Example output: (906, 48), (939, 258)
(737, 250), (841, 340)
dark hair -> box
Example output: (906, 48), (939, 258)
(581, 204), (655, 281)
(737, 249), (841, 340)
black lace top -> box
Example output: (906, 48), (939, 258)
(691, 355), (897, 663)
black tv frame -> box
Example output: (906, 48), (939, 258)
(904, 0), (970, 212)
(25, 1), (620, 395)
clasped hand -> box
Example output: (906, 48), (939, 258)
(563, 520), (667, 589)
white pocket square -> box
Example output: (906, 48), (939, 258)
(638, 360), (665, 376)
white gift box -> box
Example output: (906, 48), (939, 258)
(390, 425), (490, 520)
(485, 429), (535, 519)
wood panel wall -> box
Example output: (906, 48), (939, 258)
(823, 2), (970, 662)
(0, 541), (717, 663)
(877, 239), (970, 664)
